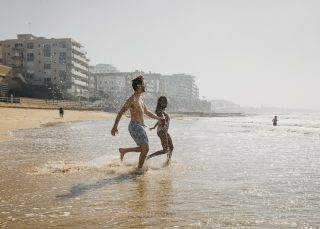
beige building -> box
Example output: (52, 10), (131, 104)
(0, 34), (89, 99)
(0, 64), (12, 97)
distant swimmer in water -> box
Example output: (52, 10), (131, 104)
(111, 76), (164, 171)
(272, 115), (278, 126)
(147, 96), (174, 166)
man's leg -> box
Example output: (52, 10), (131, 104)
(119, 147), (141, 161)
(138, 144), (149, 169)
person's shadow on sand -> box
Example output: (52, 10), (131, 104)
(56, 172), (142, 199)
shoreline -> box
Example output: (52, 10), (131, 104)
(0, 107), (116, 141)
(171, 112), (245, 117)
(0, 107), (244, 142)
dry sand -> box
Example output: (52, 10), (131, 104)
(0, 108), (116, 141)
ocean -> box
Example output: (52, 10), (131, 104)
(1, 113), (320, 228)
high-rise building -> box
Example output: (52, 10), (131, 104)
(0, 34), (89, 99)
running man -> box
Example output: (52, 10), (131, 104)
(111, 76), (164, 169)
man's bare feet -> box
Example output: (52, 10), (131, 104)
(135, 166), (148, 175)
(119, 148), (126, 162)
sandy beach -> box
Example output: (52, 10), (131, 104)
(0, 107), (116, 141)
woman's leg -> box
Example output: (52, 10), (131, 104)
(166, 133), (174, 160)
(147, 131), (169, 160)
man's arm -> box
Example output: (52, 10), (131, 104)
(111, 97), (132, 136)
(144, 105), (163, 121)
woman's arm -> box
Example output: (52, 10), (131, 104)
(150, 121), (159, 130)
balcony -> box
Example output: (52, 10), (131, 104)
(72, 53), (88, 65)
(71, 69), (88, 80)
(72, 45), (86, 56)
(72, 61), (88, 72)
(72, 78), (87, 87)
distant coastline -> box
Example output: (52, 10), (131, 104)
(171, 111), (245, 117)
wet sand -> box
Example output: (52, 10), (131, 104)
(0, 108), (116, 141)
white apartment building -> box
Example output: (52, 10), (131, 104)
(125, 71), (164, 99)
(0, 34), (89, 99)
(95, 68), (164, 100)
(163, 74), (199, 99)
(93, 64), (119, 74)
(96, 72), (127, 98)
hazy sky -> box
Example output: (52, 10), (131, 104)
(1, 0), (320, 109)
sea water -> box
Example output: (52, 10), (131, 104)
(0, 113), (320, 228)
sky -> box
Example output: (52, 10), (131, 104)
(1, 0), (320, 110)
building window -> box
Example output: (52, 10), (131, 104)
(59, 52), (66, 64)
(43, 44), (51, 57)
(27, 43), (34, 49)
(59, 71), (66, 80)
(44, 63), (51, 69)
(27, 53), (34, 61)
(59, 41), (66, 48)
(26, 73), (34, 79)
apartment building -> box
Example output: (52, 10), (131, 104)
(162, 74), (199, 99)
(94, 68), (164, 100)
(96, 72), (127, 99)
(0, 64), (11, 97)
(93, 64), (119, 74)
(0, 34), (89, 99)
(124, 71), (164, 99)
(90, 64), (123, 98)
